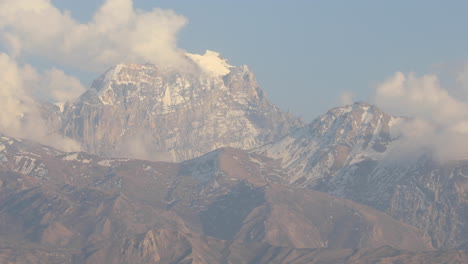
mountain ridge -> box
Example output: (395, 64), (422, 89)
(0, 134), (453, 263)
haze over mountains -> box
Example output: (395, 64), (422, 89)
(0, 49), (465, 263)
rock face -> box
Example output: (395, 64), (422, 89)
(60, 55), (302, 162)
(0, 135), (450, 263)
(257, 102), (468, 249)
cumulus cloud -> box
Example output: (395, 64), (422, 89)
(375, 72), (468, 124)
(0, 53), (81, 151)
(374, 71), (468, 161)
(0, 0), (197, 152)
(0, 0), (189, 72)
(0, 53), (32, 133)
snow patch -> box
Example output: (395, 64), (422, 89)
(104, 64), (124, 84)
(162, 85), (172, 106)
(54, 102), (66, 112)
(361, 110), (373, 124)
(98, 64), (124, 105)
(63, 153), (79, 161)
(98, 159), (114, 167)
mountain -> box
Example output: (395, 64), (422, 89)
(8, 50), (467, 262)
(59, 51), (302, 162)
(1, 135), (457, 263)
(256, 102), (397, 187)
(256, 102), (468, 249)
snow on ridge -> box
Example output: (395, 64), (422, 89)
(104, 64), (125, 84)
(186, 50), (233, 77)
(97, 64), (125, 105)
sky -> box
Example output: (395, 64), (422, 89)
(1, 0), (468, 159)
(46, 0), (468, 121)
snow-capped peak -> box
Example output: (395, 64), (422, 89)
(186, 50), (233, 77)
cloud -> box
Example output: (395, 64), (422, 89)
(0, 52), (81, 152)
(22, 67), (86, 103)
(338, 91), (355, 106)
(375, 72), (468, 124)
(374, 71), (468, 161)
(0, 0), (224, 155)
(0, 0), (189, 72)
(0, 53), (32, 133)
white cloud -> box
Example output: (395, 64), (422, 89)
(374, 71), (468, 161)
(0, 0), (189, 72)
(0, 0), (230, 153)
(375, 72), (468, 124)
(0, 52), (81, 151)
(22, 67), (86, 103)
(186, 50), (233, 77)
(0, 53), (32, 133)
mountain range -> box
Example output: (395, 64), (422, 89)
(1, 51), (467, 263)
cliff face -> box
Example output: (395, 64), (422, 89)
(60, 58), (302, 162)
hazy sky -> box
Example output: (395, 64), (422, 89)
(19, 1), (468, 120)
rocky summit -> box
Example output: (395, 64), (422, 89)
(59, 51), (302, 162)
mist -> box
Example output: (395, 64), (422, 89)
(374, 70), (468, 161)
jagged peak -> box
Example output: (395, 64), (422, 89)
(89, 52), (252, 95)
(83, 58), (270, 109)
(296, 102), (402, 144)
(328, 102), (382, 116)
(90, 48), (251, 89)
(313, 102), (394, 130)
